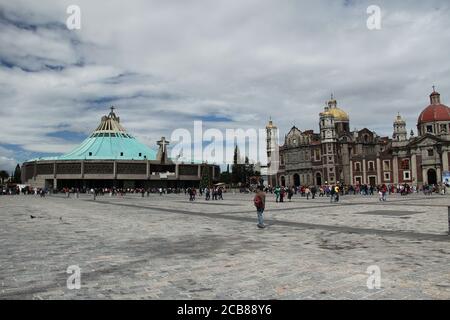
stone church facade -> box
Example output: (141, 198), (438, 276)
(266, 88), (450, 188)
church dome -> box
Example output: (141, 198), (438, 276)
(418, 89), (450, 124)
(326, 107), (349, 121)
(394, 113), (405, 124)
(320, 95), (349, 122)
(57, 107), (157, 160)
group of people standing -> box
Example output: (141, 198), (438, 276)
(204, 187), (224, 201)
(186, 186), (225, 201)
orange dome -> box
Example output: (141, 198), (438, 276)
(418, 104), (450, 124)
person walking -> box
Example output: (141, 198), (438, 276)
(319, 186), (324, 197)
(334, 185), (340, 202)
(381, 184), (387, 201)
(274, 186), (280, 203)
(253, 186), (266, 229)
(311, 185), (317, 199)
(305, 186), (311, 200)
(287, 187), (293, 202)
(189, 187), (196, 201)
(330, 185), (335, 202)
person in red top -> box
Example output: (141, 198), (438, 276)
(254, 186), (266, 229)
(381, 184), (387, 201)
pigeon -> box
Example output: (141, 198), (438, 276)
(30, 215), (36, 219)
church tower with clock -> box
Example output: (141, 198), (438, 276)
(319, 95), (350, 184)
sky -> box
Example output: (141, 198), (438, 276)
(0, 0), (449, 171)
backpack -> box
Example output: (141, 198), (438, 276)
(254, 195), (263, 209)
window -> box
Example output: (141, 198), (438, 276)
(384, 172), (391, 181)
(120, 152), (124, 156)
(364, 135), (369, 143)
(315, 150), (321, 161)
(355, 162), (361, 171)
(428, 149), (434, 157)
(368, 161), (375, 171)
(440, 124), (447, 133)
(383, 160), (390, 171)
(403, 171), (411, 181)
(427, 125), (433, 133)
(139, 153), (142, 157)
(88, 152), (92, 156)
(401, 159), (410, 170)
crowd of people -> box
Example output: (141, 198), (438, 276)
(1, 182), (448, 201)
(259, 182), (449, 203)
(251, 182), (449, 229)
(185, 186), (225, 201)
(0, 184), (229, 201)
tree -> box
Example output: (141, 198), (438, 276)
(219, 164), (231, 184)
(231, 146), (261, 187)
(199, 164), (211, 189)
(0, 170), (9, 184)
(13, 164), (21, 184)
(231, 145), (243, 185)
(220, 171), (232, 184)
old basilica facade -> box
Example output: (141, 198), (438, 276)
(266, 88), (450, 188)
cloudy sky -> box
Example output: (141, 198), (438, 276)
(0, 0), (449, 170)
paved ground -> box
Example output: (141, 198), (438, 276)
(1, 192), (450, 300)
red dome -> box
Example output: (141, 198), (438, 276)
(418, 104), (450, 124)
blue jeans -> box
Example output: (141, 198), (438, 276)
(257, 208), (264, 225)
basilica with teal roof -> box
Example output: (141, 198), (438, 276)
(21, 108), (220, 189)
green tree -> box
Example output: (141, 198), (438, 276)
(220, 171), (231, 184)
(231, 145), (242, 185)
(199, 164), (211, 189)
(0, 170), (9, 184)
(13, 164), (21, 184)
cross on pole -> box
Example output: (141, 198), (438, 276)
(158, 137), (169, 153)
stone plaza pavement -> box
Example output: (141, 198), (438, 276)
(0, 192), (450, 300)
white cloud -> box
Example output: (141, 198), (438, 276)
(0, 0), (449, 164)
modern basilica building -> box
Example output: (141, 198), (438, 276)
(266, 88), (450, 188)
(21, 108), (220, 189)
